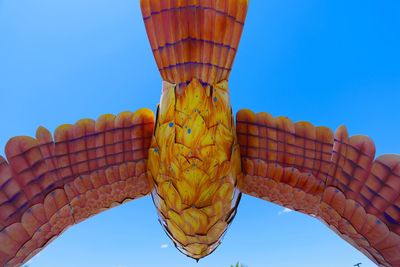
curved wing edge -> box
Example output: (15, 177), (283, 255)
(236, 109), (400, 267)
(0, 108), (154, 266)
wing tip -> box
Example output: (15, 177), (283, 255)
(35, 126), (52, 142)
(236, 109), (256, 122)
(334, 125), (349, 140)
(349, 135), (376, 157)
(134, 108), (154, 123)
(54, 124), (74, 142)
(375, 154), (400, 169)
(5, 136), (38, 159)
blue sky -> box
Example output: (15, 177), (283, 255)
(1, 0), (399, 266)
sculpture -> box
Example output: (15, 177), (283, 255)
(1, 1), (399, 266)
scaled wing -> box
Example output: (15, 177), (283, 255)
(0, 109), (154, 266)
(236, 109), (400, 267)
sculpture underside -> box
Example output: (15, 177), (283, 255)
(236, 110), (400, 267)
(148, 79), (241, 259)
(1, 0), (399, 266)
(0, 109), (155, 266)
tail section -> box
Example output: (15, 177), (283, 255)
(141, 0), (249, 86)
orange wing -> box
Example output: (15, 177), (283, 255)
(236, 109), (400, 267)
(0, 109), (154, 266)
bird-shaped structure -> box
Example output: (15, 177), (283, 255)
(1, 0), (399, 266)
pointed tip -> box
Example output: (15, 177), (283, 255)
(336, 124), (348, 133)
(5, 136), (37, 159)
(334, 124), (349, 140)
(54, 124), (73, 142)
(36, 126), (52, 142)
(134, 108), (155, 123)
(236, 109), (255, 122)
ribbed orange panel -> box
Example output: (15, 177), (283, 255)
(140, 0), (248, 86)
(0, 109), (154, 266)
(236, 109), (400, 267)
(236, 110), (334, 214)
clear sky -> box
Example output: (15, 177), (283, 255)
(1, 0), (399, 267)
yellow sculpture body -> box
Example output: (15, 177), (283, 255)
(148, 79), (241, 259)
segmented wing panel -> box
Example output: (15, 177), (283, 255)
(0, 109), (154, 266)
(236, 109), (400, 267)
